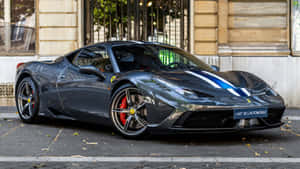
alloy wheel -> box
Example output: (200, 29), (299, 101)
(17, 79), (36, 120)
(111, 87), (148, 137)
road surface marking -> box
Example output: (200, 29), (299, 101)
(41, 128), (64, 152)
(284, 116), (300, 121)
(0, 156), (300, 163)
(0, 124), (23, 138)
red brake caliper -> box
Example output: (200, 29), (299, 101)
(119, 97), (127, 125)
(32, 91), (34, 108)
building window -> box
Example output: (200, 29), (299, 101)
(0, 0), (3, 21)
(0, 0), (35, 54)
(0, 0), (4, 49)
(292, 0), (300, 55)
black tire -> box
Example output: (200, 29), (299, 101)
(110, 84), (149, 139)
(15, 77), (40, 123)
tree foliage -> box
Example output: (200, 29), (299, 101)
(91, 0), (184, 39)
(93, 0), (128, 28)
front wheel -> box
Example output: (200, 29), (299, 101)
(110, 85), (148, 139)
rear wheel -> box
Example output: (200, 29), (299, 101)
(110, 85), (148, 139)
(16, 77), (40, 123)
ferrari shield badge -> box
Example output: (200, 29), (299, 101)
(111, 75), (117, 83)
(247, 99), (251, 103)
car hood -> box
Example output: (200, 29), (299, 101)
(152, 69), (268, 97)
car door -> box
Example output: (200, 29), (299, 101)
(57, 46), (114, 121)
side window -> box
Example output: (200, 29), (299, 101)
(114, 48), (136, 72)
(73, 47), (113, 72)
(113, 46), (163, 72)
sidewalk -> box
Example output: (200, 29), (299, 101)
(0, 98), (15, 107)
(0, 106), (17, 113)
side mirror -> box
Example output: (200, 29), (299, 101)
(79, 65), (105, 79)
(211, 65), (220, 72)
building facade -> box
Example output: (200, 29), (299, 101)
(0, 0), (300, 107)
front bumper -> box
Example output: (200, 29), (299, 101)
(147, 105), (285, 134)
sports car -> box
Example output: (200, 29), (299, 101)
(15, 41), (285, 138)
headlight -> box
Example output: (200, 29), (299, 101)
(266, 88), (278, 96)
(251, 87), (279, 96)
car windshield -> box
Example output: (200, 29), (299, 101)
(112, 44), (214, 72)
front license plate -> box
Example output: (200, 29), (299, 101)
(234, 108), (268, 120)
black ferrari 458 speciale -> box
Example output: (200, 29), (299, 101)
(15, 41), (285, 138)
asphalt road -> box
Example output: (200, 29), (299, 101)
(0, 107), (300, 169)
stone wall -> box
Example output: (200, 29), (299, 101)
(37, 0), (83, 56)
(193, 0), (290, 56)
(193, 0), (218, 55)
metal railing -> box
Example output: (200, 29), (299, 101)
(86, 0), (190, 51)
(0, 83), (14, 98)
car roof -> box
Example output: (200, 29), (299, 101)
(64, 41), (177, 59)
(87, 41), (175, 48)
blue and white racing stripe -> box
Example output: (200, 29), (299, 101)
(184, 71), (221, 89)
(185, 70), (250, 97)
